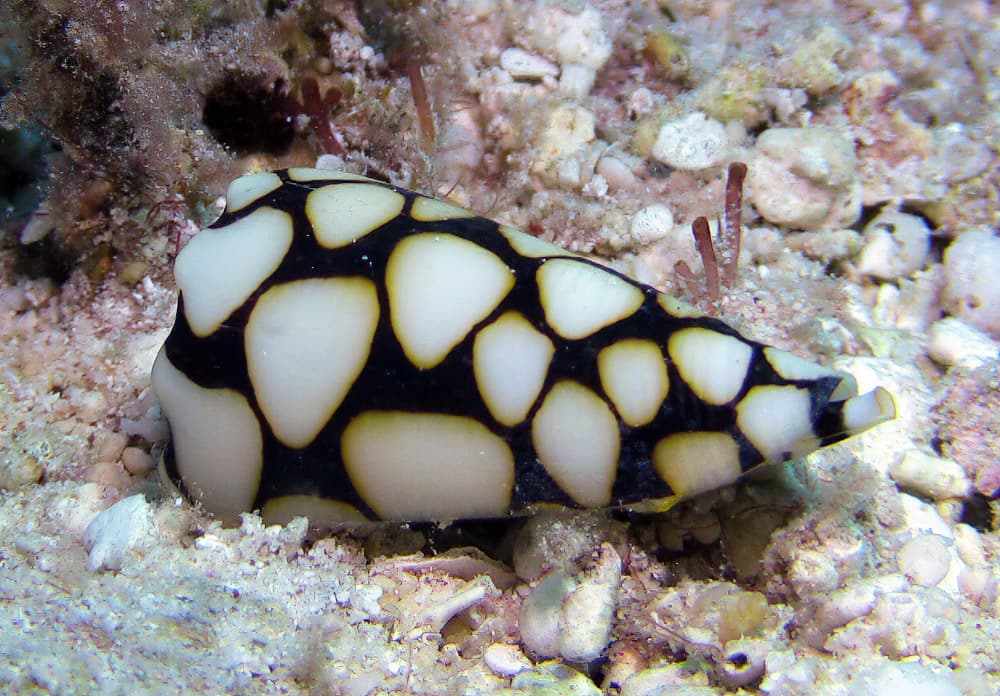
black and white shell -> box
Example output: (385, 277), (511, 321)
(152, 168), (896, 525)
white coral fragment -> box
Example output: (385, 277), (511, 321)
(82, 494), (154, 572)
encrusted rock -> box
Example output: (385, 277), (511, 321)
(519, 569), (575, 658)
(800, 575), (908, 647)
(787, 550), (841, 598)
(521, 2), (612, 71)
(512, 511), (627, 581)
(518, 544), (621, 662)
(749, 126), (860, 229)
(531, 104), (597, 187)
(558, 544), (621, 662)
(650, 112), (729, 170)
(776, 25), (851, 96)
(927, 317), (999, 369)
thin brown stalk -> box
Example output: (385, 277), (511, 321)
(299, 77), (344, 155)
(406, 60), (436, 152)
(673, 260), (702, 302)
(722, 162), (747, 287)
(691, 216), (720, 302)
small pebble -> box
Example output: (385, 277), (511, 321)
(82, 494), (154, 572)
(620, 664), (709, 696)
(889, 451), (972, 501)
(716, 591), (768, 644)
(855, 210), (930, 280)
(927, 318), (999, 369)
(942, 228), (1000, 338)
(0, 286), (29, 313)
(688, 515), (722, 546)
(412, 578), (492, 636)
(85, 460), (131, 490)
(896, 534), (951, 588)
(94, 430), (129, 464)
(627, 87), (655, 118)
(760, 127), (855, 187)
(760, 649), (818, 693)
(315, 153), (346, 171)
(788, 550), (841, 597)
(630, 204), (674, 246)
(20, 204), (56, 244)
(631, 687), (716, 696)
(651, 112), (728, 170)
(14, 534), (44, 556)
(808, 575), (906, 639)
(483, 643), (531, 677)
(435, 106), (484, 184)
(933, 128), (993, 183)
(952, 523), (986, 567)
(558, 63), (596, 98)
(350, 584), (384, 617)
(656, 521), (685, 553)
(581, 173), (608, 198)
(786, 228), (863, 263)
(957, 567), (996, 606)
(519, 569), (575, 658)
(378, 548), (517, 588)
(75, 389), (109, 424)
(512, 511), (626, 581)
(0, 451), (44, 490)
(596, 155), (636, 191)
(500, 48), (558, 80)
(510, 660), (601, 695)
(898, 493), (953, 538)
(558, 545), (620, 662)
(720, 637), (768, 687)
(777, 26), (850, 96)
(120, 261), (148, 284)
(121, 447), (156, 476)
